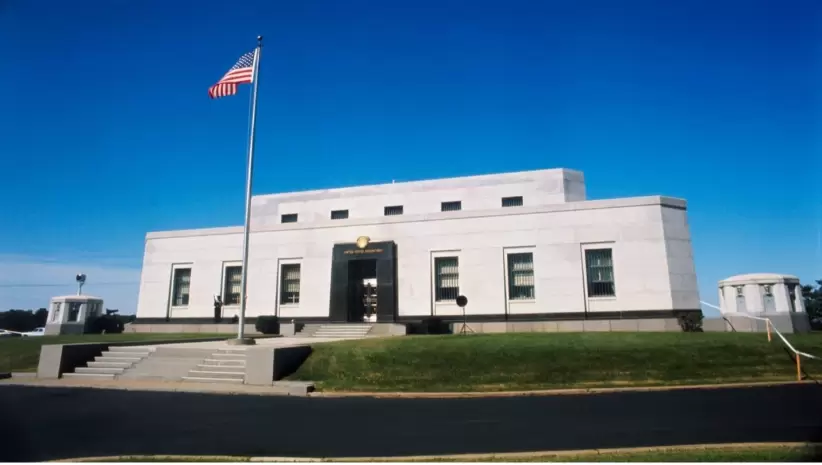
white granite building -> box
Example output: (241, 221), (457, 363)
(134, 168), (701, 331)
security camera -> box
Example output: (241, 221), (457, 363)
(76, 274), (86, 284)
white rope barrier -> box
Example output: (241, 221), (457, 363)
(701, 301), (819, 381)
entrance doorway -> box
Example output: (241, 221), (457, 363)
(348, 259), (378, 322)
(329, 241), (397, 323)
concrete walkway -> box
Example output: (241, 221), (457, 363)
(152, 335), (362, 350)
(0, 377), (312, 396)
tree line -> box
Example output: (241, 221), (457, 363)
(803, 280), (821, 329)
(0, 308), (49, 332)
(0, 308), (137, 332)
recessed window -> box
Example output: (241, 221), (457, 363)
(280, 264), (301, 305)
(171, 268), (191, 306)
(434, 257), (459, 302)
(68, 302), (81, 322)
(86, 303), (99, 319)
(441, 201), (462, 212)
(501, 196), (523, 207)
(585, 249), (615, 297)
(507, 252), (535, 300)
(281, 213), (298, 223)
(762, 284), (773, 297)
(788, 285), (797, 312)
(51, 302), (61, 322)
(223, 266), (242, 305)
(384, 205), (404, 216)
(331, 209), (349, 220)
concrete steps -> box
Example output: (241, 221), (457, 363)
(183, 377), (244, 384)
(87, 361), (133, 369)
(182, 348), (246, 384)
(119, 349), (214, 381)
(63, 372), (116, 380)
(310, 324), (373, 338)
(62, 345), (154, 380)
(75, 366), (126, 375)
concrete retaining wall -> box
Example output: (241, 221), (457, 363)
(244, 345), (313, 385)
(722, 313), (812, 334)
(44, 323), (85, 336)
(458, 318), (685, 333)
(368, 324), (408, 336)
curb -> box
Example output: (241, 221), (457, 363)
(310, 379), (818, 399)
(52, 441), (822, 462)
(4, 378), (816, 400)
(0, 378), (307, 397)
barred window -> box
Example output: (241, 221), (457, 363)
(330, 210), (349, 220)
(171, 268), (191, 306)
(441, 201), (462, 212)
(507, 253), (535, 300)
(223, 266), (242, 305)
(280, 264), (301, 305)
(585, 249), (615, 297)
(384, 205), (404, 216)
(434, 257), (459, 302)
(501, 196), (523, 207)
(281, 213), (298, 223)
(68, 302), (81, 322)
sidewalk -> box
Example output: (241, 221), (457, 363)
(1, 377), (813, 399)
(0, 377), (313, 396)
(311, 379), (816, 398)
(138, 335), (363, 350)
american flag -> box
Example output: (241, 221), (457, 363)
(208, 51), (256, 99)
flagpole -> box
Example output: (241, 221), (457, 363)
(232, 35), (263, 346)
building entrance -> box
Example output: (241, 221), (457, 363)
(348, 260), (378, 322)
(329, 240), (397, 323)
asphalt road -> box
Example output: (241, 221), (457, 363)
(2, 384), (822, 461)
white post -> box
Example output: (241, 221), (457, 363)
(235, 36), (263, 344)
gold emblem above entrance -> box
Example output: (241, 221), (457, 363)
(356, 236), (370, 249)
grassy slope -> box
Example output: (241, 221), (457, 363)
(288, 332), (822, 392)
(0, 334), (228, 372)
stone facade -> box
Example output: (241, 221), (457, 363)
(44, 295), (104, 336)
(717, 273), (811, 334)
(135, 168), (700, 325)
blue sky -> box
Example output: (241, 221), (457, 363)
(1, 0), (819, 314)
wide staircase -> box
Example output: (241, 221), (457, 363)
(62, 346), (154, 380)
(182, 348), (246, 384)
(298, 324), (374, 338)
(61, 346), (241, 383)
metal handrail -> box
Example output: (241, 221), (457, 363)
(701, 301), (819, 381)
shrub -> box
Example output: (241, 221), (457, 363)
(410, 317), (451, 335)
(85, 315), (125, 334)
(677, 311), (704, 332)
(255, 315), (280, 335)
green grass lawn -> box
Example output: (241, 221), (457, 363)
(287, 332), (822, 392)
(0, 333), (229, 373)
